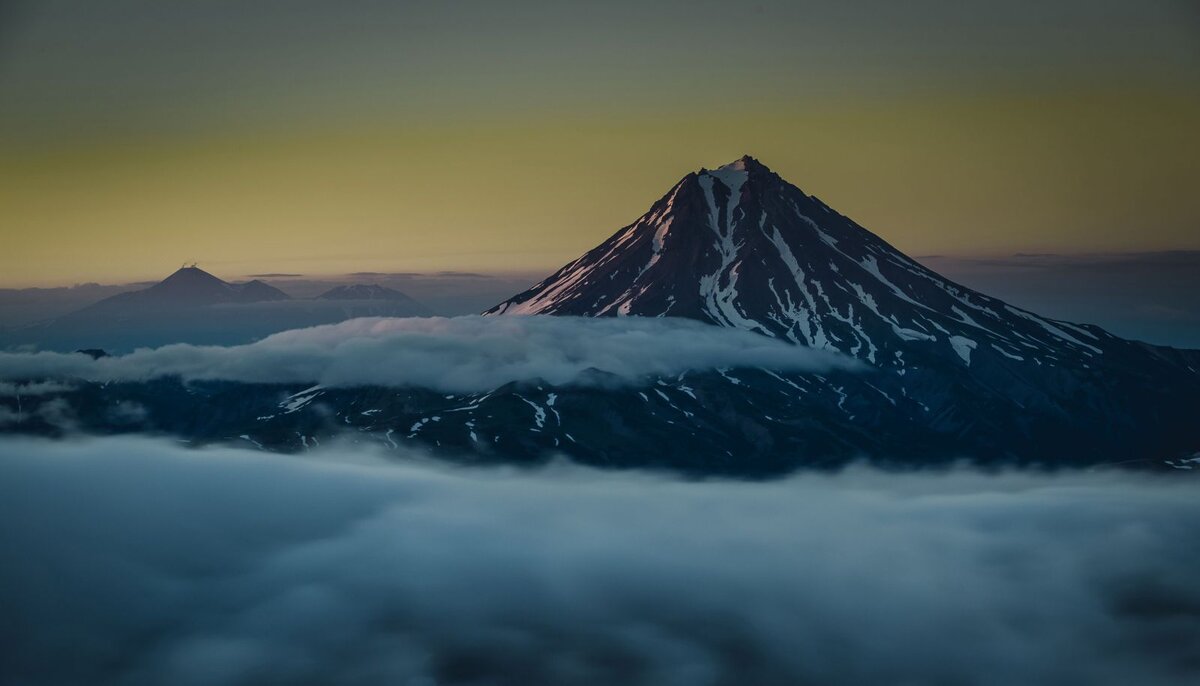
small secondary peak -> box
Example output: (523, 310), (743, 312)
(160, 265), (226, 285)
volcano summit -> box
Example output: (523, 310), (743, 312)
(3, 157), (1199, 472)
(486, 155), (1200, 466)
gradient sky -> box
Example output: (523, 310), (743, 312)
(1, 0), (1198, 287)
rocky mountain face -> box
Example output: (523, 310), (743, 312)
(483, 155), (1200, 465)
(487, 156), (1144, 371)
(3, 158), (1198, 472)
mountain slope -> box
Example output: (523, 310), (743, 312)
(84, 267), (290, 311)
(486, 155), (1200, 463)
(3, 159), (1197, 472)
(488, 156), (1125, 367)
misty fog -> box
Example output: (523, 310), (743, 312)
(3, 436), (1198, 686)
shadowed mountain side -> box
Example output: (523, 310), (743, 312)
(2, 159), (1197, 472)
(482, 155), (1200, 466)
(2, 367), (1197, 473)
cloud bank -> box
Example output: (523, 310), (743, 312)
(0, 315), (854, 392)
(2, 436), (1199, 686)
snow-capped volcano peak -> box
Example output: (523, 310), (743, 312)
(698, 155), (773, 194)
(719, 155), (753, 171)
(715, 154), (767, 174)
(486, 156), (1124, 372)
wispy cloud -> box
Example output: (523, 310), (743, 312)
(0, 315), (855, 392)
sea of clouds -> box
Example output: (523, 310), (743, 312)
(2, 435), (1198, 686)
(0, 316), (854, 392)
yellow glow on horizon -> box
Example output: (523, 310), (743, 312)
(2, 90), (1197, 287)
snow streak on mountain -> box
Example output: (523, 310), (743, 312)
(3, 157), (1198, 472)
(487, 156), (1122, 372)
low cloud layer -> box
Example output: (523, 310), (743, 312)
(2, 436), (1199, 685)
(0, 315), (854, 392)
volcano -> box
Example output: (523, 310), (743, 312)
(100, 266), (291, 308)
(4, 158), (1199, 472)
(489, 156), (1124, 368)
(484, 155), (1200, 465)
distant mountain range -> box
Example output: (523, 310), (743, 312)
(3, 157), (1199, 472)
(1, 267), (430, 351)
(317, 284), (422, 303)
(76, 267), (290, 311)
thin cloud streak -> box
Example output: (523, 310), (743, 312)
(0, 315), (856, 392)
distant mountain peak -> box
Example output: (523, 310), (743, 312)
(79, 266), (290, 311)
(318, 284), (406, 301)
(149, 266), (236, 300)
(158, 266), (225, 285)
(237, 279), (291, 302)
(316, 284), (432, 314)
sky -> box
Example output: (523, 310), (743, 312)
(1, 0), (1198, 287)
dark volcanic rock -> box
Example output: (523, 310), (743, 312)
(4, 157), (1199, 473)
